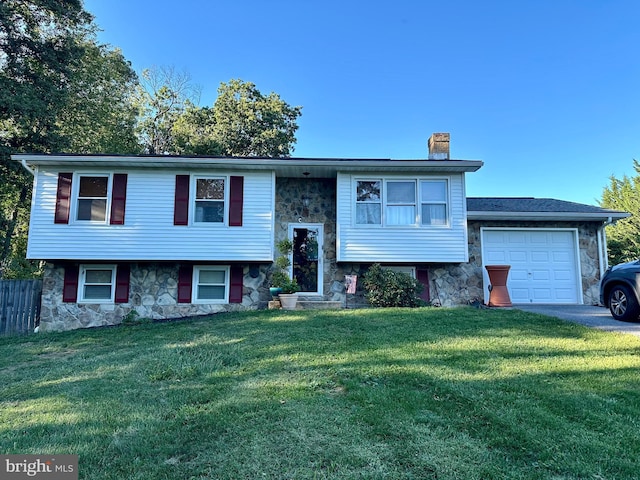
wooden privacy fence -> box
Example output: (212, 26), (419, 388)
(0, 279), (42, 336)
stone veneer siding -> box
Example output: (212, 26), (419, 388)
(39, 262), (269, 331)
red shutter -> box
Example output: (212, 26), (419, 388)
(177, 265), (193, 303)
(416, 268), (430, 302)
(110, 174), (128, 225)
(229, 176), (244, 227)
(114, 264), (130, 303)
(63, 265), (79, 303)
(174, 175), (190, 226)
(54, 173), (73, 224)
(229, 265), (244, 303)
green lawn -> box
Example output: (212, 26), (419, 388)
(1, 307), (640, 479)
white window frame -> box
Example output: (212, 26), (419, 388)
(384, 180), (417, 226)
(72, 173), (112, 224)
(191, 175), (228, 225)
(78, 264), (117, 304)
(420, 179), (450, 227)
(192, 265), (230, 303)
(385, 265), (417, 278)
(354, 176), (450, 227)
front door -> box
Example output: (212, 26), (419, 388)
(289, 224), (323, 295)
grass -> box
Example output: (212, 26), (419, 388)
(1, 307), (640, 479)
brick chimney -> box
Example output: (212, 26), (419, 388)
(428, 133), (450, 160)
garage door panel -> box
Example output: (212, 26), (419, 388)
(531, 251), (550, 262)
(532, 270), (550, 281)
(508, 251), (528, 262)
(482, 229), (580, 304)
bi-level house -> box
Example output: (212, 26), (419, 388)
(14, 133), (627, 331)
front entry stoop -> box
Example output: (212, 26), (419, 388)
(295, 296), (343, 310)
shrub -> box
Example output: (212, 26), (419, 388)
(362, 263), (424, 308)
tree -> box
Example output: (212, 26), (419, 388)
(56, 38), (141, 154)
(173, 79), (302, 157)
(0, 1), (141, 278)
(133, 66), (200, 154)
(600, 159), (640, 265)
(0, 0), (93, 278)
(210, 79), (302, 157)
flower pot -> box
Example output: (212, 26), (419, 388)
(278, 293), (298, 310)
(269, 287), (282, 299)
(485, 265), (512, 307)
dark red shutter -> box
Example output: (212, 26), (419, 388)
(229, 265), (244, 303)
(114, 264), (130, 303)
(174, 175), (190, 226)
(54, 173), (73, 224)
(229, 176), (244, 227)
(110, 174), (128, 225)
(177, 265), (193, 303)
(416, 268), (430, 302)
(63, 265), (79, 303)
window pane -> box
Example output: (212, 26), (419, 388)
(195, 201), (224, 222)
(79, 176), (108, 197)
(199, 269), (225, 284)
(421, 181), (446, 202)
(386, 205), (415, 225)
(387, 181), (415, 203)
(422, 204), (447, 225)
(85, 269), (113, 284)
(356, 203), (381, 224)
(196, 178), (224, 200)
(77, 199), (106, 221)
(198, 285), (225, 300)
(84, 285), (112, 300)
(356, 181), (381, 202)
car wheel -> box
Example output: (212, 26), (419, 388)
(608, 285), (640, 322)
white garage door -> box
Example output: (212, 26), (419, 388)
(482, 229), (581, 304)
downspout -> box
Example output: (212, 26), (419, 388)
(597, 216), (613, 278)
(20, 159), (35, 176)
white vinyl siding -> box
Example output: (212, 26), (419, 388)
(337, 172), (468, 263)
(27, 169), (275, 261)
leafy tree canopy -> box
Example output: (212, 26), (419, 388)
(600, 159), (640, 265)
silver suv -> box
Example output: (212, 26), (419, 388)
(600, 260), (640, 322)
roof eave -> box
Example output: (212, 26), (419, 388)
(11, 154), (484, 176)
(467, 211), (631, 221)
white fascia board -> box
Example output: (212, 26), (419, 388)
(467, 211), (631, 221)
(12, 154), (484, 175)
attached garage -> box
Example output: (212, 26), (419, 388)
(481, 228), (581, 304)
(463, 197), (630, 307)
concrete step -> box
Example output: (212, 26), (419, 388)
(297, 300), (343, 310)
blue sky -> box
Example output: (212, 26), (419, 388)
(84, 0), (640, 206)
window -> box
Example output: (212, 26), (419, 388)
(356, 180), (381, 224)
(421, 180), (448, 225)
(76, 175), (109, 222)
(79, 265), (116, 303)
(386, 181), (416, 225)
(355, 177), (449, 226)
(194, 177), (225, 223)
(193, 266), (229, 303)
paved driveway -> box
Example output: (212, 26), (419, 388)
(515, 304), (640, 338)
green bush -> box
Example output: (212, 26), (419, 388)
(362, 263), (424, 308)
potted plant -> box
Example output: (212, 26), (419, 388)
(270, 239), (300, 309)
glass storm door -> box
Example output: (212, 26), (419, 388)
(289, 224), (323, 295)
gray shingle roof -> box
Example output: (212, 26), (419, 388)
(467, 197), (629, 221)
